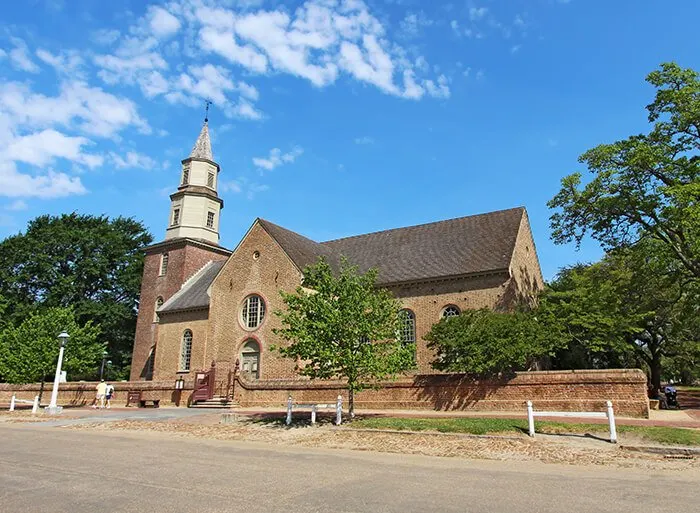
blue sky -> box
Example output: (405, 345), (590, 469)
(1, 0), (698, 280)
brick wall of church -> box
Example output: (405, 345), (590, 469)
(130, 241), (229, 382)
(153, 309), (210, 380)
(206, 223), (303, 381)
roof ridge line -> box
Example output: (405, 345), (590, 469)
(321, 206), (525, 245)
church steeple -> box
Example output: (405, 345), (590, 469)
(164, 110), (223, 245)
(189, 120), (213, 161)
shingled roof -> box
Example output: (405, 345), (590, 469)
(159, 260), (225, 313)
(159, 207), (527, 313)
(260, 207), (525, 286)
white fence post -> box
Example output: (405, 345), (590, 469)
(32, 395), (39, 414)
(336, 395), (343, 425)
(527, 401), (535, 437)
(286, 395), (293, 426)
(9, 395), (16, 412)
(606, 401), (617, 444)
(311, 405), (317, 425)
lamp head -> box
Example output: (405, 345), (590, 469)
(58, 331), (69, 348)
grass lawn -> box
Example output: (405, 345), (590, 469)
(352, 417), (700, 446)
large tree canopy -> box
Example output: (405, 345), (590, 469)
(0, 308), (103, 394)
(425, 309), (564, 377)
(0, 213), (152, 378)
(274, 258), (415, 417)
(548, 62), (700, 279)
(542, 239), (699, 390)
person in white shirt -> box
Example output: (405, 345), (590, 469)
(94, 380), (107, 409)
(105, 383), (114, 409)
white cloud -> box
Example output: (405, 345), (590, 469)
(400, 12), (433, 38)
(36, 48), (85, 76)
(8, 37), (40, 73)
(220, 180), (242, 193)
(3, 129), (103, 168)
(92, 29), (121, 46)
(354, 136), (374, 144)
(0, 49), (7, 60)
(108, 151), (158, 170)
(0, 161), (87, 199)
(253, 146), (303, 170)
(4, 199), (28, 211)
(0, 80), (150, 137)
(469, 7), (488, 21)
(148, 6), (182, 38)
(424, 74), (450, 99)
(510, 44), (521, 54)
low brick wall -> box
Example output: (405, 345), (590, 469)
(233, 369), (649, 418)
(1, 369), (649, 418)
(0, 381), (193, 408)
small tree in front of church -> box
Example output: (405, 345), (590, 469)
(273, 258), (415, 418)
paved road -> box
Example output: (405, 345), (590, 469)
(0, 425), (697, 513)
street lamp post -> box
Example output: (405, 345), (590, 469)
(46, 331), (69, 415)
(99, 351), (109, 380)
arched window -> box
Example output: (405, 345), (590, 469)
(180, 330), (193, 371)
(145, 346), (156, 380)
(240, 339), (260, 379)
(160, 253), (169, 276)
(241, 295), (266, 329)
(399, 309), (416, 344)
(154, 296), (164, 323)
(441, 305), (460, 318)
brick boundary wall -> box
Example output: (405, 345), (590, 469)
(0, 381), (193, 408)
(0, 369), (649, 418)
(233, 369), (649, 418)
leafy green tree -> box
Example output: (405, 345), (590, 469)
(0, 213), (152, 377)
(425, 309), (564, 376)
(274, 258), (416, 418)
(543, 240), (698, 391)
(0, 308), (103, 399)
(549, 62), (700, 279)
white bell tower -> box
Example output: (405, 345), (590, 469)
(165, 111), (223, 244)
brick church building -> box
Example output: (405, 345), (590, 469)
(130, 120), (545, 390)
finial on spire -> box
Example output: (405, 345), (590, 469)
(204, 99), (212, 123)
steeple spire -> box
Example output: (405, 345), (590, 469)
(190, 121), (213, 161)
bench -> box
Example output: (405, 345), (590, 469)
(286, 395), (343, 425)
(125, 390), (160, 408)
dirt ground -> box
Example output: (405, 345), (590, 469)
(60, 415), (699, 472)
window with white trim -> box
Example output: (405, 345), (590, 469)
(172, 208), (180, 226)
(206, 211), (215, 229)
(441, 305), (460, 318)
(159, 253), (169, 276)
(182, 165), (190, 184)
(241, 295), (266, 329)
(207, 172), (214, 188)
(180, 330), (193, 371)
(399, 309), (416, 344)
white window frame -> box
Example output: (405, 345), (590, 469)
(172, 208), (181, 226)
(154, 296), (164, 322)
(180, 330), (193, 371)
(159, 253), (169, 276)
(441, 305), (461, 318)
(241, 295), (266, 329)
(206, 211), (215, 229)
(207, 172), (215, 188)
(399, 309), (416, 344)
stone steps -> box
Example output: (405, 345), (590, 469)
(191, 396), (237, 409)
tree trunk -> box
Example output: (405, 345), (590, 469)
(38, 379), (45, 404)
(348, 388), (355, 419)
(650, 354), (662, 396)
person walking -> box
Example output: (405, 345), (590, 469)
(94, 380), (107, 409)
(105, 383), (114, 409)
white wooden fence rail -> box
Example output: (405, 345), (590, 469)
(526, 400), (617, 443)
(286, 395), (343, 426)
(9, 395), (40, 414)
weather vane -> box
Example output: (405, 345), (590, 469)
(204, 99), (212, 122)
